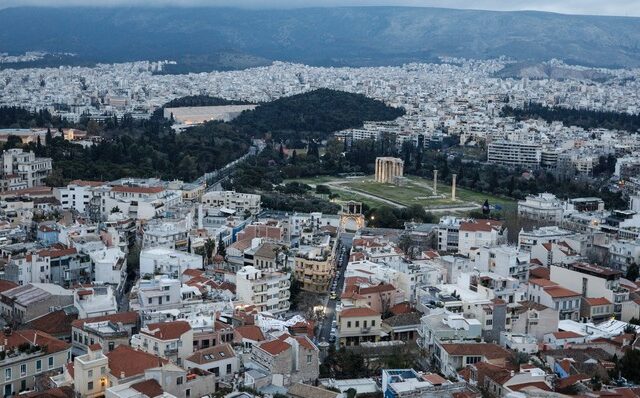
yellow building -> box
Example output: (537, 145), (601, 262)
(294, 246), (334, 293)
(337, 307), (382, 347)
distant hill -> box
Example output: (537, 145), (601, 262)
(2, 6), (640, 69)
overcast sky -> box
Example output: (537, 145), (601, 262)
(1, 0), (639, 17)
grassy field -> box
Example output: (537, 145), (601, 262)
(284, 174), (516, 211)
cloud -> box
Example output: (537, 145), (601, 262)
(0, 0), (639, 17)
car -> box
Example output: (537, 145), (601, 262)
(329, 335), (336, 343)
(332, 320), (337, 327)
(330, 292), (337, 300)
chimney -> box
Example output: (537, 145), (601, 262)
(451, 174), (457, 201)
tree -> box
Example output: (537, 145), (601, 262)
(110, 206), (121, 214)
(619, 349), (640, 383)
(627, 263), (639, 282)
(397, 234), (413, 258)
(203, 238), (215, 265)
(216, 236), (226, 258)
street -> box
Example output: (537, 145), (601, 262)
(317, 233), (353, 345)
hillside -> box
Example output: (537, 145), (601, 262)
(1, 7), (640, 69)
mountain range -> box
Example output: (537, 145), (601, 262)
(2, 6), (640, 70)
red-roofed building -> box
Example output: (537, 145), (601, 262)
(131, 321), (193, 365)
(0, 329), (72, 395)
(71, 311), (139, 355)
(105, 345), (168, 384)
(337, 306), (383, 346)
(527, 278), (581, 320)
(458, 220), (506, 255)
(252, 334), (319, 387)
(581, 296), (614, 322)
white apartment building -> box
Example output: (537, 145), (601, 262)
(526, 279), (581, 320)
(142, 221), (189, 250)
(74, 286), (118, 319)
(289, 212), (340, 237)
(54, 180), (104, 214)
(90, 247), (126, 286)
(236, 265), (291, 314)
(474, 245), (530, 282)
(518, 193), (565, 224)
(131, 276), (182, 312)
(550, 263), (629, 318)
(140, 247), (202, 277)
(1, 148), (52, 187)
(434, 216), (464, 252)
(458, 220), (506, 256)
(518, 226), (575, 252)
(487, 140), (541, 167)
(202, 190), (261, 215)
(130, 321), (194, 366)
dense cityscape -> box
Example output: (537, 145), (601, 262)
(1, 3), (640, 398)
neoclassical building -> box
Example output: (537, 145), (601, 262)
(375, 157), (404, 184)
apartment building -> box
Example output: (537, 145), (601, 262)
(250, 334), (319, 387)
(294, 245), (334, 293)
(202, 190), (261, 215)
(71, 311), (139, 355)
(131, 321), (193, 366)
(54, 180), (104, 214)
(236, 265), (291, 314)
(130, 276), (182, 312)
(1, 148), (52, 188)
(458, 220), (506, 255)
(518, 193), (565, 224)
(0, 283), (73, 323)
(72, 344), (110, 398)
(526, 278), (581, 320)
(550, 262), (629, 319)
(487, 140), (541, 167)
(139, 247), (202, 277)
(0, 329), (71, 397)
(518, 226), (575, 252)
(336, 307), (382, 347)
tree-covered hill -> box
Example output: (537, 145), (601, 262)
(232, 88), (404, 141)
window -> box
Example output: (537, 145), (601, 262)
(186, 389), (191, 398)
(355, 321), (359, 327)
(347, 321), (351, 328)
(371, 320), (376, 327)
(101, 367), (106, 376)
(48, 356), (54, 369)
(5, 368), (11, 381)
(307, 354), (313, 364)
(177, 377), (183, 385)
(88, 370), (93, 378)
(148, 298), (153, 304)
(88, 382), (94, 391)
(108, 342), (115, 351)
(20, 364), (26, 377)
(36, 360), (42, 372)
(226, 364), (232, 374)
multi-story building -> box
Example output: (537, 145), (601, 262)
(184, 343), (239, 382)
(434, 217), (463, 252)
(130, 276), (182, 312)
(0, 283), (74, 323)
(251, 334), (319, 387)
(510, 301), (558, 341)
(54, 180), (105, 214)
(71, 311), (140, 355)
(1, 148), (52, 187)
(72, 344), (110, 398)
(458, 220), (506, 255)
(518, 193), (565, 224)
(336, 307), (383, 347)
(518, 226), (575, 252)
(474, 245), (530, 281)
(236, 266), (291, 314)
(130, 321), (194, 366)
(294, 245), (334, 293)
(0, 329), (72, 397)
(487, 140), (541, 167)
(526, 278), (581, 320)
(550, 262), (629, 319)
(202, 190), (261, 215)
(139, 247), (202, 277)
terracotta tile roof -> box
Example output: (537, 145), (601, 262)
(186, 343), (235, 364)
(0, 280), (18, 293)
(27, 308), (78, 336)
(508, 382), (551, 392)
(4, 329), (70, 354)
(259, 339), (291, 356)
(545, 286), (581, 298)
(340, 307), (380, 318)
(459, 220), (503, 232)
(423, 373), (447, 385)
(106, 345), (168, 378)
(72, 311), (139, 328)
(69, 180), (105, 187)
(142, 321), (191, 340)
(111, 185), (164, 194)
(182, 269), (205, 278)
(287, 383), (339, 398)
(440, 343), (511, 360)
(390, 302), (413, 315)
(131, 379), (164, 398)
(358, 283), (397, 295)
(528, 278), (557, 287)
(88, 343), (102, 351)
(529, 266), (549, 279)
(235, 325), (265, 341)
(552, 331), (584, 339)
(20, 386), (75, 398)
(37, 247), (77, 258)
(584, 296), (612, 306)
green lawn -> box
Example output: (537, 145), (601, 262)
(284, 174), (516, 211)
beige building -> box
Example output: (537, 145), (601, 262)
(337, 307), (382, 347)
(0, 329), (71, 397)
(294, 246), (334, 293)
(130, 321), (193, 366)
(374, 157), (404, 184)
(73, 344), (110, 398)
